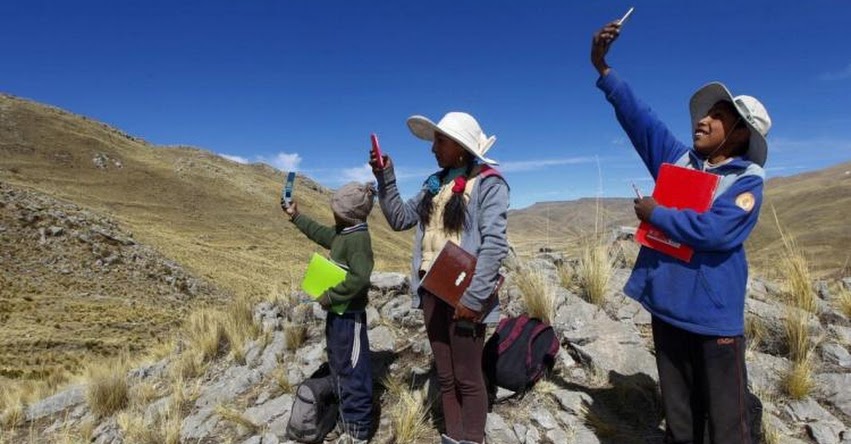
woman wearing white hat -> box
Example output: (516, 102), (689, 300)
(370, 112), (509, 444)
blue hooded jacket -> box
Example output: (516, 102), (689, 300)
(598, 70), (765, 336)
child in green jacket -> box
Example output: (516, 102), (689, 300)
(283, 181), (375, 443)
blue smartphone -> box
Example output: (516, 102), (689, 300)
(282, 171), (296, 207)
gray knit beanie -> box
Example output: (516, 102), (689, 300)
(331, 182), (376, 225)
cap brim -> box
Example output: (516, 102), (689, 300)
(689, 83), (767, 167)
(406, 115), (499, 165)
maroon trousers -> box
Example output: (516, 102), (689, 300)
(422, 292), (488, 443)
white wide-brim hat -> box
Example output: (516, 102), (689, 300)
(406, 111), (498, 165)
(689, 82), (771, 167)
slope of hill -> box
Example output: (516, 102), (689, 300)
(0, 93), (414, 302)
(0, 182), (229, 381)
(750, 161), (851, 277)
(507, 198), (634, 254)
(0, 93), (414, 382)
(508, 162), (851, 276)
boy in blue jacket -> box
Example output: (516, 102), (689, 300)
(591, 21), (771, 443)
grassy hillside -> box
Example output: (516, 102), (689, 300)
(0, 93), (413, 300)
(749, 161), (851, 277)
(507, 198), (634, 255)
(0, 93), (414, 381)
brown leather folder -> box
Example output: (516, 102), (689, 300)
(420, 241), (503, 317)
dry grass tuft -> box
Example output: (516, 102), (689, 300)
(580, 403), (618, 438)
(272, 368), (293, 395)
(772, 207), (816, 313)
(761, 416), (780, 444)
(556, 261), (577, 291)
(171, 350), (204, 381)
(533, 379), (559, 396)
(836, 285), (851, 320)
(782, 356), (815, 400)
(514, 264), (557, 323)
(284, 322), (308, 351)
(283, 301), (311, 351)
(185, 309), (227, 363)
(577, 237), (615, 306)
(745, 315), (767, 354)
(130, 381), (161, 410)
(783, 308), (813, 364)
(221, 294), (261, 364)
(384, 376), (430, 444)
(0, 388), (25, 428)
(215, 404), (259, 434)
(85, 360), (130, 417)
(780, 306), (817, 399)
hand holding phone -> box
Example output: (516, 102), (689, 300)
(617, 6), (634, 26)
(281, 171), (296, 209)
(370, 133), (385, 169)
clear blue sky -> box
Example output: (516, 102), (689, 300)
(2, 1), (850, 209)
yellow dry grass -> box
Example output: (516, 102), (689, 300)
(577, 238), (615, 306)
(221, 294), (261, 365)
(772, 207), (817, 312)
(745, 315), (767, 354)
(184, 309), (227, 363)
(384, 376), (430, 444)
(85, 359), (130, 417)
(214, 405), (258, 434)
(0, 94), (413, 391)
(782, 356), (815, 400)
(836, 286), (851, 320)
(514, 264), (556, 323)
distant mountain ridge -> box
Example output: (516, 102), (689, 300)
(508, 163), (851, 277)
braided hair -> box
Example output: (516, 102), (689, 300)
(417, 161), (475, 235)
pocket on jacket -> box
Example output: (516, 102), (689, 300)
(697, 268), (725, 309)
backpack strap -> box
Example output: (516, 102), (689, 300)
(525, 322), (550, 371)
(477, 164), (503, 179)
(525, 322), (557, 380)
(672, 152), (764, 202)
(498, 315), (531, 355)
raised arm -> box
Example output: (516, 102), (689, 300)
(371, 155), (423, 231)
(591, 22), (690, 177)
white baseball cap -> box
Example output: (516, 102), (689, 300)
(689, 83), (771, 167)
(406, 112), (498, 165)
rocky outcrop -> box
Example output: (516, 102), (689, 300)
(8, 251), (851, 443)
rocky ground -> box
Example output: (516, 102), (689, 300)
(7, 250), (851, 443)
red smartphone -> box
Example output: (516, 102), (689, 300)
(370, 133), (384, 169)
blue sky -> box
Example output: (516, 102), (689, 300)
(2, 1), (850, 209)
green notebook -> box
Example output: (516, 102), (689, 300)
(301, 253), (349, 315)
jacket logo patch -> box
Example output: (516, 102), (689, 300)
(735, 192), (755, 212)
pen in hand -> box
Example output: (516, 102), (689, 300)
(632, 182), (643, 199)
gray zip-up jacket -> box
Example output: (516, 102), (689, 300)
(375, 164), (510, 323)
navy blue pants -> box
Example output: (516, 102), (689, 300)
(325, 311), (373, 440)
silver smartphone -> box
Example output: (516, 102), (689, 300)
(618, 7), (635, 26)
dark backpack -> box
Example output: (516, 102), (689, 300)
(483, 314), (559, 396)
(286, 363), (339, 443)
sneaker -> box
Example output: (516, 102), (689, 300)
(324, 424), (343, 442)
(335, 433), (369, 444)
(441, 434), (460, 444)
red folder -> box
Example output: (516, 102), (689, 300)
(635, 163), (720, 263)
